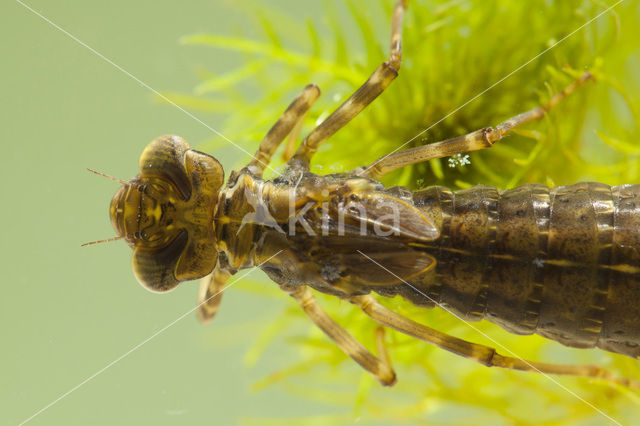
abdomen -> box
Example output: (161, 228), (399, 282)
(389, 183), (640, 358)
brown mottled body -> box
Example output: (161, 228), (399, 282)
(207, 171), (640, 358)
(102, 0), (640, 388)
(370, 183), (640, 358)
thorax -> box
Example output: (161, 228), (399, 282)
(214, 169), (440, 297)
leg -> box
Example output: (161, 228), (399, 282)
(289, 0), (408, 168)
(375, 326), (393, 372)
(197, 265), (232, 323)
(245, 84), (320, 177)
(282, 284), (397, 386)
(281, 109), (308, 162)
(350, 294), (640, 389)
(359, 72), (593, 179)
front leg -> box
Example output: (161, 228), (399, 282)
(282, 284), (397, 386)
(197, 264), (233, 323)
(244, 84), (320, 177)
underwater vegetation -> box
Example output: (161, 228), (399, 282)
(161, 0), (640, 424)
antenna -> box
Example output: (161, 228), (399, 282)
(86, 168), (129, 185)
(81, 236), (124, 247)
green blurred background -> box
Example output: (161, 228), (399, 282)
(3, 0), (640, 425)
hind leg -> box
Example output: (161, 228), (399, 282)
(350, 293), (639, 389)
(359, 72), (593, 179)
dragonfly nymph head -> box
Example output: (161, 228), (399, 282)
(110, 135), (225, 293)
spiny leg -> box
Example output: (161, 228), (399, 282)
(359, 71), (593, 179)
(244, 84), (320, 177)
(289, 0), (408, 168)
(350, 294), (640, 390)
(282, 284), (397, 386)
(197, 265), (232, 323)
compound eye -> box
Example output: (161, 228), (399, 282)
(139, 135), (192, 200)
(132, 230), (188, 293)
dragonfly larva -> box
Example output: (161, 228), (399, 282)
(102, 0), (640, 388)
